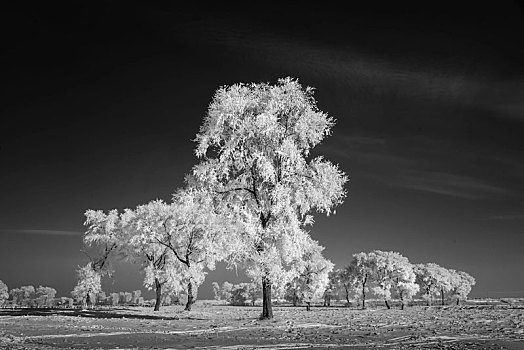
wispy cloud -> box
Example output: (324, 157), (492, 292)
(0, 229), (82, 236)
(392, 171), (509, 199)
(487, 213), (524, 221)
(172, 15), (484, 103)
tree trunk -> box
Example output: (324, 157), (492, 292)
(399, 290), (405, 310)
(261, 276), (273, 319)
(306, 302), (311, 311)
(345, 286), (350, 306)
(292, 289), (298, 307)
(427, 291), (432, 306)
(154, 278), (162, 311)
(385, 299), (391, 309)
(185, 281), (194, 311)
(361, 285), (366, 309)
(441, 288), (445, 306)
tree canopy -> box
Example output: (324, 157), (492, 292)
(192, 77), (348, 318)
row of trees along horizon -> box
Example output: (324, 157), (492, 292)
(0, 283), (162, 308)
(22, 78), (473, 319)
(212, 251), (475, 311)
(0, 249), (475, 310)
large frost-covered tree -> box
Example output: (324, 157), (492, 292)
(192, 77), (348, 319)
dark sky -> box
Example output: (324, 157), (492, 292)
(1, 2), (523, 300)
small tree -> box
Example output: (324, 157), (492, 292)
(35, 286), (57, 308)
(10, 286), (35, 307)
(212, 282), (221, 301)
(289, 240), (333, 311)
(0, 280), (8, 307)
(369, 251), (418, 310)
(450, 270), (476, 305)
(128, 200), (177, 311)
(392, 268), (419, 310)
(192, 77), (348, 319)
(85, 203), (175, 311)
(153, 188), (233, 311)
(284, 279), (303, 307)
(434, 266), (455, 306)
(323, 269), (344, 307)
(346, 253), (374, 309)
(414, 263), (448, 306)
(335, 268), (353, 306)
(229, 284), (249, 306)
(72, 263), (102, 308)
(220, 282), (234, 302)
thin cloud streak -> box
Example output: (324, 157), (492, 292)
(390, 171), (510, 200)
(487, 213), (524, 221)
(0, 229), (83, 236)
(173, 16), (483, 103)
(172, 13), (524, 124)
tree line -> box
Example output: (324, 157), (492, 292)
(326, 251), (475, 309)
(211, 251), (475, 311)
(0, 281), (57, 308)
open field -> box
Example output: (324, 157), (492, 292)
(1, 300), (523, 349)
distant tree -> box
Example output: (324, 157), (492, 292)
(434, 266), (455, 306)
(0, 280), (8, 307)
(9, 288), (23, 306)
(11, 286), (36, 307)
(244, 282), (261, 306)
(284, 279), (303, 307)
(72, 263), (102, 308)
(450, 270), (476, 305)
(192, 77), (348, 319)
(346, 253), (374, 309)
(34, 286), (57, 308)
(220, 282), (261, 306)
(336, 269), (353, 306)
(229, 284), (249, 306)
(288, 240), (333, 311)
(220, 282), (234, 302)
(369, 251), (418, 310)
(324, 269), (350, 306)
(212, 282), (221, 301)
(414, 263), (450, 306)
(391, 267), (419, 310)
(323, 269), (342, 307)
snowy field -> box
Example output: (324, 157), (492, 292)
(1, 300), (523, 349)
